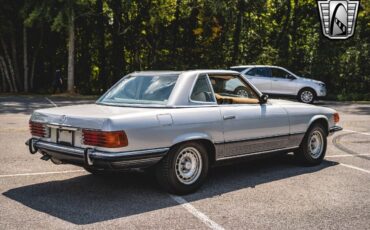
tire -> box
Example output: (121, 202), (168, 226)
(294, 123), (327, 166)
(155, 142), (209, 195)
(234, 86), (249, 97)
(298, 88), (316, 104)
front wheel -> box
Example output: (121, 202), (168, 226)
(234, 86), (249, 97)
(294, 124), (327, 166)
(298, 88), (316, 104)
(155, 142), (209, 195)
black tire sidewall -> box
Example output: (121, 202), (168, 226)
(297, 125), (327, 165)
(156, 142), (209, 194)
(234, 86), (248, 96)
(298, 88), (316, 104)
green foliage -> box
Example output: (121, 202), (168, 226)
(0, 0), (369, 98)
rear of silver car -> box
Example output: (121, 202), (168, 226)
(27, 117), (167, 170)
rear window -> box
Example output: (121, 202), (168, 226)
(98, 74), (178, 105)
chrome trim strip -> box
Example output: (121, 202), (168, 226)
(34, 141), (169, 159)
(220, 134), (290, 144)
(91, 148), (170, 159)
(217, 146), (299, 161)
(36, 141), (84, 156)
(289, 132), (306, 136)
(188, 73), (218, 105)
(47, 124), (79, 131)
(214, 132), (305, 145)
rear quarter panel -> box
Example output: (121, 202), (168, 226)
(107, 107), (223, 152)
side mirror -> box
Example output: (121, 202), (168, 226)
(260, 94), (269, 104)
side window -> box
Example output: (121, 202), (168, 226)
(247, 68), (271, 78)
(272, 68), (290, 79)
(209, 75), (260, 105)
(191, 75), (215, 102)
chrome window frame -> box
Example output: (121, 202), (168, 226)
(188, 73), (218, 105)
(207, 73), (263, 106)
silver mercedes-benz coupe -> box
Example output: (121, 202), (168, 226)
(230, 65), (327, 104)
(27, 70), (342, 194)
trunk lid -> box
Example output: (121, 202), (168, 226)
(31, 104), (159, 130)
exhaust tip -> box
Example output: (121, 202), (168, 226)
(51, 157), (63, 165)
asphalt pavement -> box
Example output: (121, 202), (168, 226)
(0, 95), (369, 230)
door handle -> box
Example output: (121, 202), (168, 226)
(223, 115), (236, 120)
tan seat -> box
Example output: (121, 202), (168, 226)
(215, 94), (259, 104)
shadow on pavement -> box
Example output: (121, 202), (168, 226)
(3, 155), (338, 225)
(0, 95), (94, 114)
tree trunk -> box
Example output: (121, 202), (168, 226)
(0, 37), (18, 92)
(10, 30), (21, 89)
(232, 0), (245, 65)
(23, 25), (29, 92)
(0, 61), (7, 92)
(96, 0), (107, 92)
(67, 6), (75, 93)
(171, 0), (181, 61)
(30, 26), (43, 90)
(0, 56), (14, 92)
(111, 0), (124, 83)
(276, 0), (291, 47)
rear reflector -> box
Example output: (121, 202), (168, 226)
(29, 121), (50, 138)
(333, 112), (340, 124)
(82, 130), (128, 148)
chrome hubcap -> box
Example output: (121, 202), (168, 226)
(301, 91), (313, 103)
(309, 130), (324, 159)
(237, 89), (248, 97)
(175, 147), (202, 185)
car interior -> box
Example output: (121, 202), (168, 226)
(208, 75), (260, 104)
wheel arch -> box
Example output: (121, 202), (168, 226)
(171, 134), (216, 165)
(307, 115), (329, 136)
(298, 87), (318, 97)
(297, 86), (317, 97)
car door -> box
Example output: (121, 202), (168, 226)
(207, 74), (290, 160)
(244, 68), (272, 93)
(270, 67), (298, 95)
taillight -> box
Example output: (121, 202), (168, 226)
(82, 130), (128, 148)
(333, 112), (340, 124)
(29, 121), (50, 138)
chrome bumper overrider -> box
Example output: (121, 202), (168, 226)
(26, 139), (169, 169)
(329, 126), (343, 135)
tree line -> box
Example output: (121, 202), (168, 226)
(0, 0), (369, 100)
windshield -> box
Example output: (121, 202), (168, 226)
(98, 74), (179, 105)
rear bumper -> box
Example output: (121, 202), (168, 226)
(26, 139), (168, 170)
(329, 126), (343, 135)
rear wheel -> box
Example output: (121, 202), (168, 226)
(155, 142), (209, 195)
(298, 88), (316, 104)
(295, 123), (327, 166)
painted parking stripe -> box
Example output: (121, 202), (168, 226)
(45, 97), (57, 107)
(169, 195), (225, 230)
(0, 170), (85, 178)
(343, 129), (370, 136)
(340, 163), (370, 174)
(327, 154), (370, 158)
